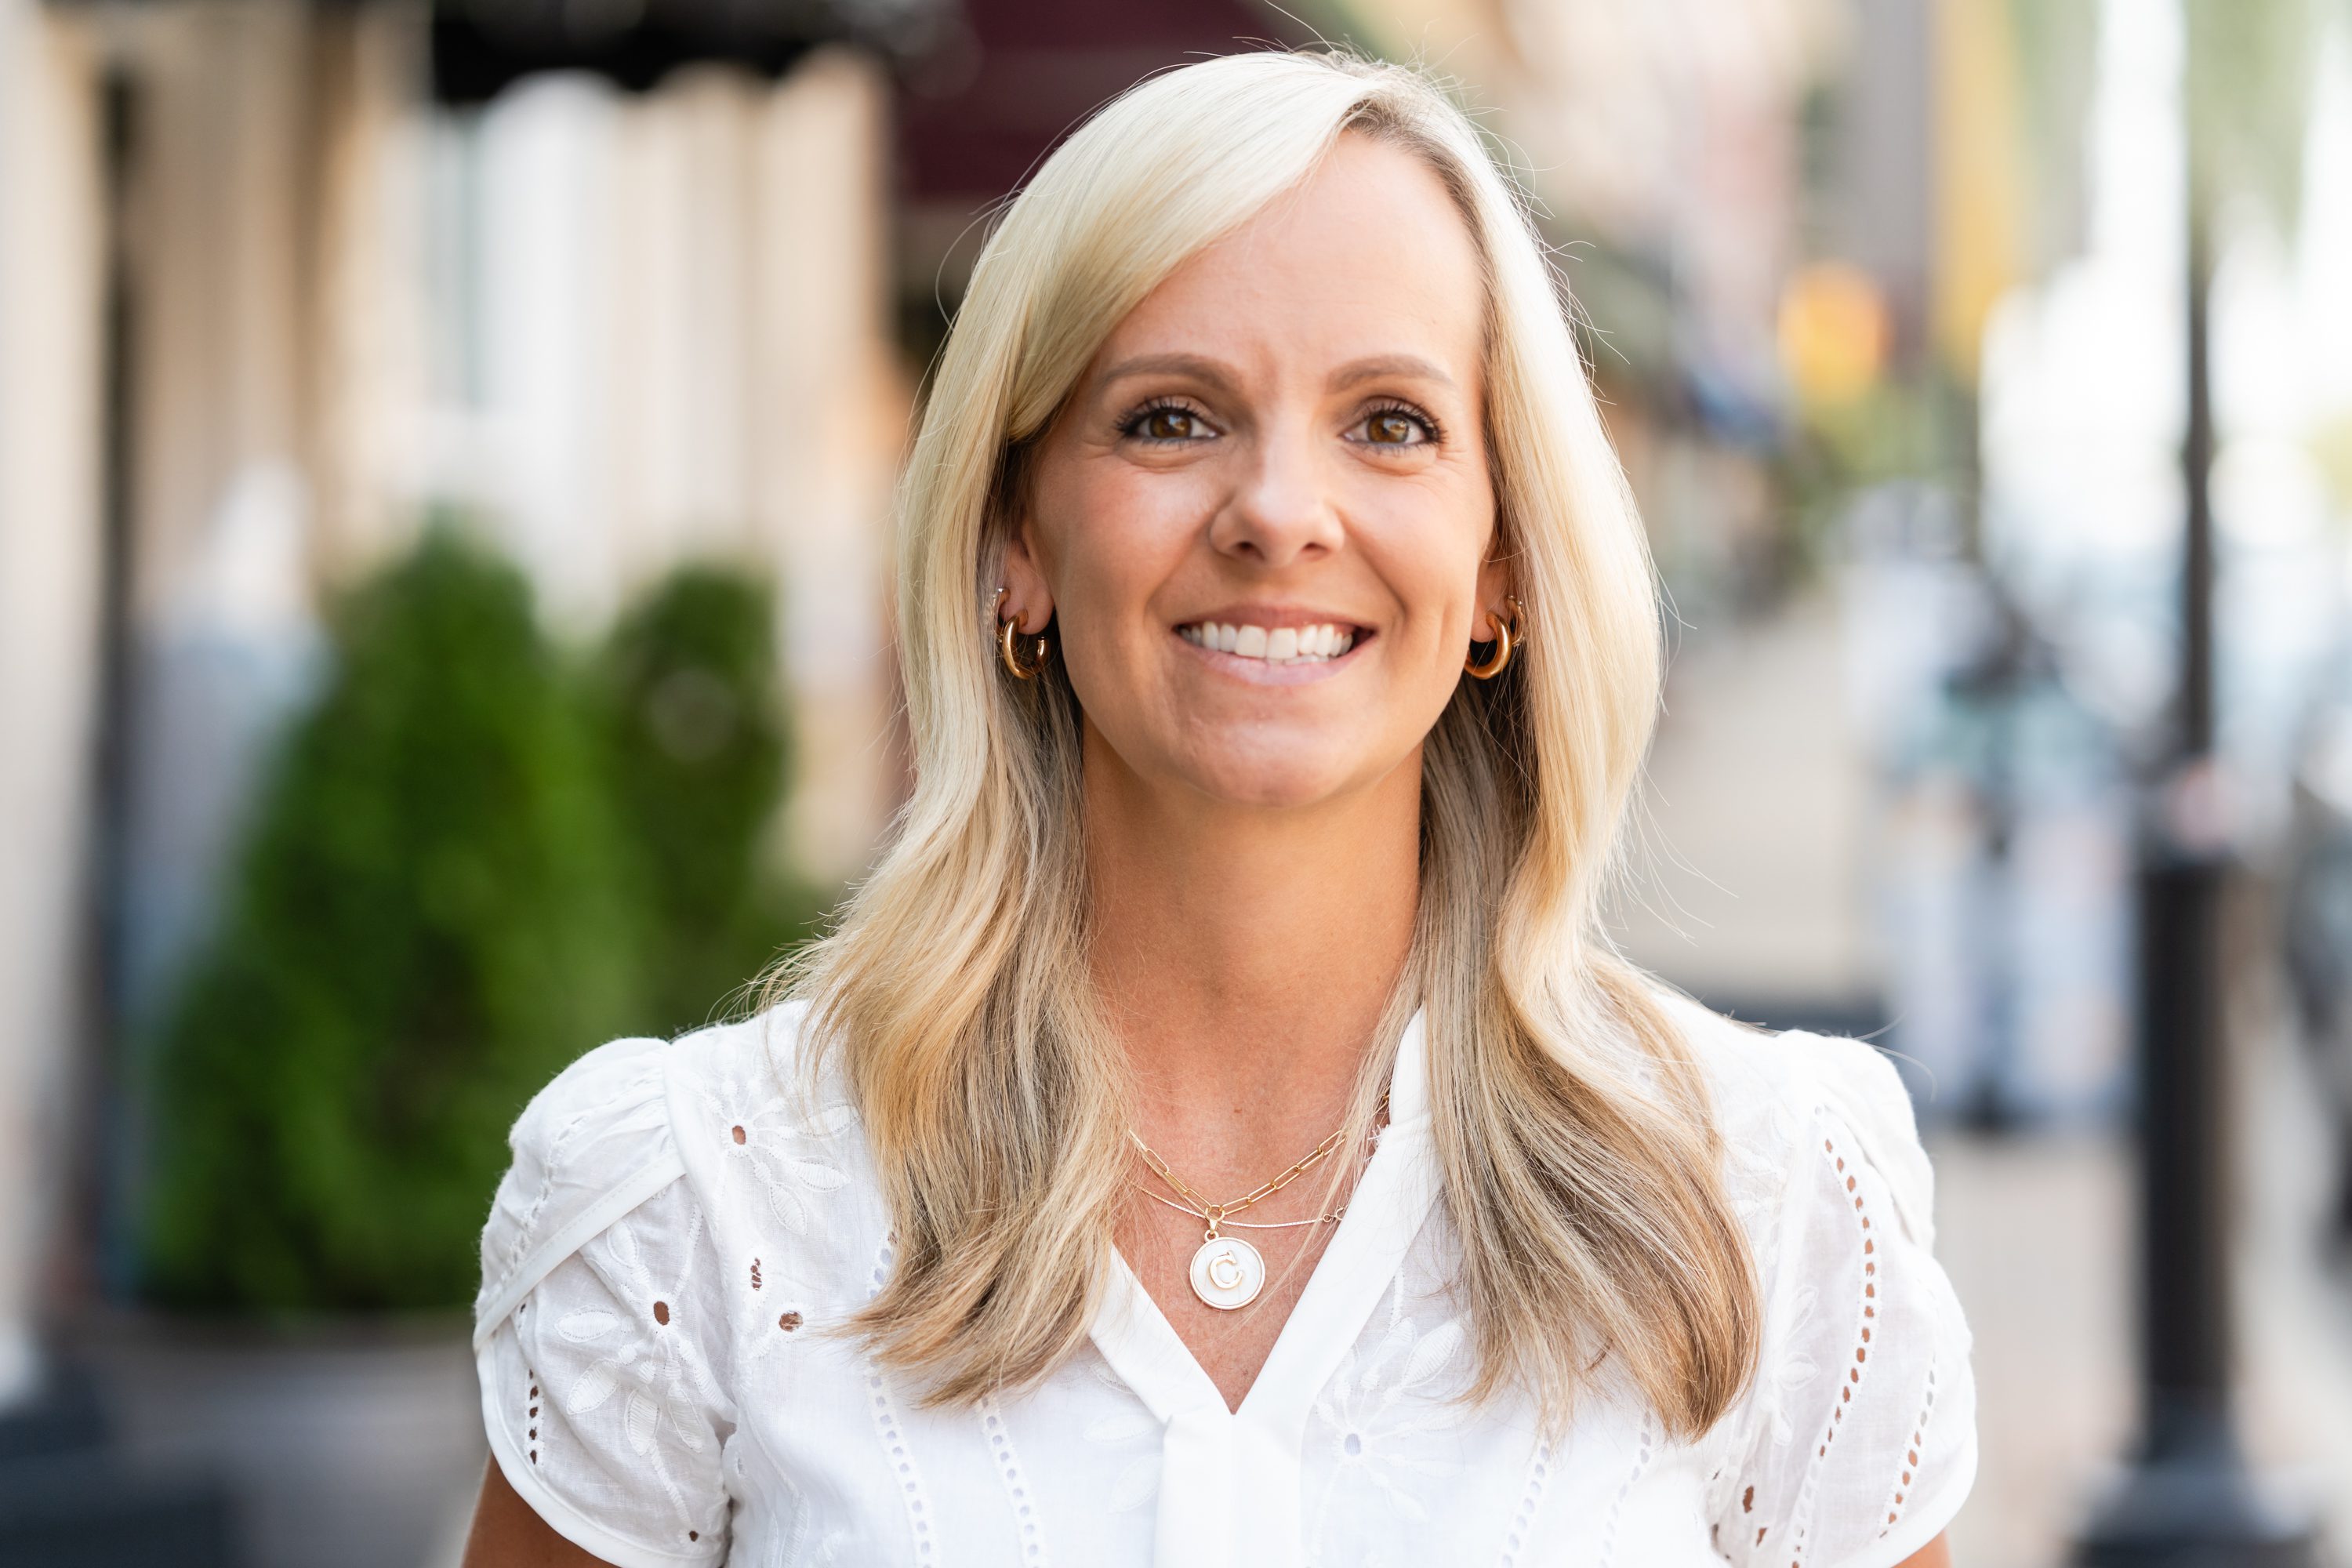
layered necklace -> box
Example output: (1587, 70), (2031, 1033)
(1127, 1093), (1388, 1311)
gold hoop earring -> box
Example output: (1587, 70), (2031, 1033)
(999, 610), (1050, 681)
(1465, 597), (1523, 681)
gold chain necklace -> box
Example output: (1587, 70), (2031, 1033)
(1127, 1093), (1388, 1312)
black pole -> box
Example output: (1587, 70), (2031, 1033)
(2070, 202), (2321, 1568)
(76, 65), (143, 1305)
(2180, 216), (2215, 765)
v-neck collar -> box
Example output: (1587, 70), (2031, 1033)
(1087, 1010), (1440, 1566)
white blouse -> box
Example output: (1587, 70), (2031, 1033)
(473, 996), (1977, 1568)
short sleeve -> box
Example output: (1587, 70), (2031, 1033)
(474, 1037), (737, 1566)
(1709, 1034), (1980, 1568)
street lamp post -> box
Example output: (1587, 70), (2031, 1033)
(2069, 212), (2321, 1568)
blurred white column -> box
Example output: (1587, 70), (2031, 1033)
(613, 67), (761, 580)
(470, 72), (629, 628)
(0, 0), (103, 1404)
(308, 5), (436, 583)
(126, 0), (318, 622)
(751, 50), (906, 882)
(604, 52), (906, 879)
(456, 51), (908, 880)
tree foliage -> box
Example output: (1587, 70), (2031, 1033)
(2184, 0), (2332, 231)
(140, 529), (814, 1312)
(591, 564), (828, 1037)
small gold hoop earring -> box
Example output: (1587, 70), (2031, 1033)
(1465, 597), (1523, 681)
(998, 605), (1050, 680)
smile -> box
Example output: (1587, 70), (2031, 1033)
(1175, 621), (1359, 665)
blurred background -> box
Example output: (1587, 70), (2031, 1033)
(2, 0), (2350, 1562)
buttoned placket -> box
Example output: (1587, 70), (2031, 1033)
(1087, 1012), (1442, 1568)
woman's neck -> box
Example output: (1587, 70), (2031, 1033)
(1082, 728), (1421, 1153)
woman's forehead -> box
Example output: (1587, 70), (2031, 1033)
(1088, 135), (1486, 389)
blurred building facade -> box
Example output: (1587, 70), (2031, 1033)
(0, 0), (915, 1406)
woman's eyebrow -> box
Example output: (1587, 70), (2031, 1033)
(1091, 350), (1457, 397)
(1094, 352), (1240, 394)
(1329, 354), (1456, 392)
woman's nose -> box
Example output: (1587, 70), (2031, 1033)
(1207, 423), (1343, 568)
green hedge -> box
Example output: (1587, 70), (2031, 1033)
(140, 528), (821, 1312)
(590, 564), (829, 1036)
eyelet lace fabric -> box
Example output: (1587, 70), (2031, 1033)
(1700, 1029), (1980, 1568)
(474, 999), (1975, 1568)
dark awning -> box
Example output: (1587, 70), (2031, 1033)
(430, 0), (949, 105)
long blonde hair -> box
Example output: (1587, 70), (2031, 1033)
(775, 50), (1758, 1437)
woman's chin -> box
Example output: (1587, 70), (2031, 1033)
(1171, 748), (1393, 813)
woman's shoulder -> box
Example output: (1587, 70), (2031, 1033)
(473, 999), (837, 1341)
(1655, 989), (1939, 1251)
(1660, 993), (1980, 1561)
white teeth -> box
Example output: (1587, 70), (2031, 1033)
(1179, 621), (1357, 664)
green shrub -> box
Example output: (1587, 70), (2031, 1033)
(139, 532), (828, 1312)
(592, 564), (829, 1037)
(137, 530), (837, 1312)
(141, 528), (641, 1312)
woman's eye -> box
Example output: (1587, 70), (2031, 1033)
(1352, 407), (1435, 447)
(1127, 405), (1212, 442)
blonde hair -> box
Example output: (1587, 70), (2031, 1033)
(775, 50), (1758, 1436)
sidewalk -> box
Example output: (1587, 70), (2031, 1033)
(1933, 1019), (2352, 1566)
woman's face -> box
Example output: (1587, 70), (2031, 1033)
(1005, 132), (1506, 814)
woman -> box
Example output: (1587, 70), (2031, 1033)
(464, 50), (1974, 1568)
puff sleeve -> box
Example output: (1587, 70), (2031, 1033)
(1709, 1033), (1980, 1568)
(474, 1036), (738, 1566)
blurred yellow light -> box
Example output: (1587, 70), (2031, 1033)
(1779, 261), (1891, 405)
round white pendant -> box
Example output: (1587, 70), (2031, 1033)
(1187, 1235), (1266, 1310)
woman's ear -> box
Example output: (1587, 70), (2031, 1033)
(1474, 551), (1515, 635)
(1000, 521), (1058, 635)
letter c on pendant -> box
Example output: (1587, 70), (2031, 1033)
(1188, 1235), (1266, 1310)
